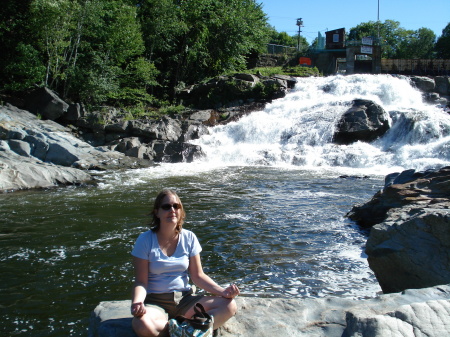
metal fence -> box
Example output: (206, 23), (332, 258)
(266, 44), (297, 55)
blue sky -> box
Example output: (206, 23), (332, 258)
(259, 0), (449, 44)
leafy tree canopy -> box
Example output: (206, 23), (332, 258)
(0, 1), (446, 108)
(435, 22), (450, 58)
(348, 20), (436, 59)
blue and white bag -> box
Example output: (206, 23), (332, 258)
(169, 303), (214, 337)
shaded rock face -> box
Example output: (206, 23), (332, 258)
(366, 209), (450, 293)
(435, 76), (450, 95)
(333, 99), (390, 144)
(347, 166), (450, 293)
(177, 73), (296, 109)
(24, 87), (69, 120)
(88, 284), (450, 337)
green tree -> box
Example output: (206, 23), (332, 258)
(349, 20), (404, 58)
(0, 0), (41, 91)
(349, 20), (437, 59)
(435, 23), (450, 58)
(268, 29), (297, 47)
(4, 43), (46, 91)
(30, 0), (78, 88)
(396, 28), (436, 59)
(62, 0), (157, 105)
(137, 0), (269, 97)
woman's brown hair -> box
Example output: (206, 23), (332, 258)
(150, 189), (186, 233)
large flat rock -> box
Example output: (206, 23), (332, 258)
(89, 284), (450, 337)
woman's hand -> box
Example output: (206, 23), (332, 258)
(222, 284), (240, 299)
(131, 302), (146, 317)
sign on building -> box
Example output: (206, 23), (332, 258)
(362, 37), (373, 45)
(361, 46), (373, 54)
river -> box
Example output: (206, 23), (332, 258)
(1, 74), (449, 336)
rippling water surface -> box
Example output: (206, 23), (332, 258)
(1, 165), (383, 336)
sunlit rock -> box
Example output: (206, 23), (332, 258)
(88, 284), (450, 337)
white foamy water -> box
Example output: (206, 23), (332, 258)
(192, 74), (450, 175)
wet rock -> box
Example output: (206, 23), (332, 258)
(347, 166), (450, 228)
(333, 99), (390, 144)
(410, 76), (436, 92)
(435, 76), (450, 95)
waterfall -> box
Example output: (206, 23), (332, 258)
(191, 74), (450, 175)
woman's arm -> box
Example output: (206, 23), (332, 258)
(131, 256), (149, 317)
(188, 254), (240, 298)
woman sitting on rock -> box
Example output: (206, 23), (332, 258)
(131, 189), (239, 337)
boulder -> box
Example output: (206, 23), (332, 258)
(129, 116), (182, 142)
(177, 74), (292, 109)
(347, 166), (450, 228)
(347, 166), (450, 293)
(435, 76), (450, 95)
(24, 87), (69, 120)
(410, 76), (436, 92)
(180, 123), (210, 142)
(366, 208), (450, 293)
(88, 284), (450, 337)
(333, 99), (390, 145)
(65, 103), (85, 121)
(233, 73), (260, 85)
(0, 140), (94, 191)
(272, 74), (297, 89)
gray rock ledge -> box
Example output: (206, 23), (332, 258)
(89, 283), (450, 337)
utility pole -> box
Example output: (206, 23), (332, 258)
(296, 18), (303, 52)
(377, 0), (380, 41)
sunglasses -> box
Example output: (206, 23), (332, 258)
(160, 203), (181, 211)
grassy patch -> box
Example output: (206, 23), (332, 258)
(249, 65), (321, 77)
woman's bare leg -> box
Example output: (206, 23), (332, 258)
(184, 296), (237, 329)
(132, 307), (169, 337)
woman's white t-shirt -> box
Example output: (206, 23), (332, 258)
(131, 228), (202, 293)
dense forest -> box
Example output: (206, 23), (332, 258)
(1, 0), (449, 111)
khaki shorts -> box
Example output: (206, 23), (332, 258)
(144, 287), (203, 318)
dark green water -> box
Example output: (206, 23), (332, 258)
(1, 165), (383, 336)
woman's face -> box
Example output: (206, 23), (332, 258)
(155, 194), (182, 228)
